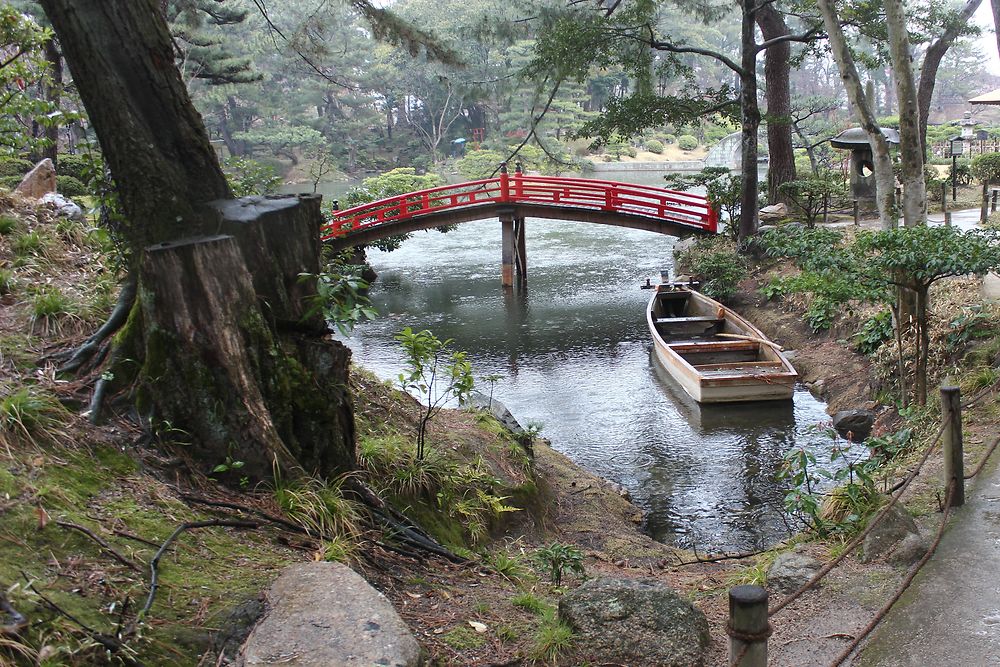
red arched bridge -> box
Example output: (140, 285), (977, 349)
(322, 164), (717, 286)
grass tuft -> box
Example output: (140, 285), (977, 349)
(529, 607), (574, 663)
(271, 472), (363, 539)
(0, 385), (68, 453)
(29, 285), (79, 335)
(0, 214), (19, 235)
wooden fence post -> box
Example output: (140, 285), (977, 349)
(941, 383), (965, 507)
(728, 585), (770, 667)
(853, 199), (860, 226)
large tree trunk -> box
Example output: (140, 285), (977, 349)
(40, 0), (231, 250)
(885, 0), (926, 227)
(818, 0), (896, 229)
(737, 2), (760, 242)
(41, 0), (356, 482)
(918, 0), (983, 154)
(756, 4), (796, 206)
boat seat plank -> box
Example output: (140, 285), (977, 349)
(655, 316), (723, 325)
(693, 361), (783, 371)
(667, 340), (759, 352)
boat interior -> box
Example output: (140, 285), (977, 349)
(651, 289), (787, 375)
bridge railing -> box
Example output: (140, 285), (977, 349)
(322, 171), (717, 240)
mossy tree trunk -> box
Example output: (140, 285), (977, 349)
(40, 0), (355, 481)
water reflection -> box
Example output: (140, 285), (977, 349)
(345, 217), (834, 552)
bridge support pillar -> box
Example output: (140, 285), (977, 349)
(500, 212), (527, 288)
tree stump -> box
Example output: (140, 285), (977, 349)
(137, 196), (355, 482)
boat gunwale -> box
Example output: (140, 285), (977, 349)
(646, 287), (798, 398)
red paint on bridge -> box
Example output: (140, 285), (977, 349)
(321, 171), (717, 241)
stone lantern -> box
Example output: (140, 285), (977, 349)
(830, 127), (900, 202)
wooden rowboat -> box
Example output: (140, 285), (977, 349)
(646, 281), (797, 403)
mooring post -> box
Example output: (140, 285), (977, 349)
(941, 383), (965, 507)
(500, 211), (515, 288)
(728, 585), (769, 667)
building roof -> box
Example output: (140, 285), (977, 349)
(969, 89), (1000, 105)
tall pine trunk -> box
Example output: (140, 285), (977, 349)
(737, 3), (760, 242)
(756, 4), (796, 206)
(818, 0), (896, 229)
(885, 0), (925, 227)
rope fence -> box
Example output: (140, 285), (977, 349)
(727, 382), (999, 666)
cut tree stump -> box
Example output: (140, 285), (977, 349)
(138, 196), (355, 482)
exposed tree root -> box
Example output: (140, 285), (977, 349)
(55, 274), (136, 375)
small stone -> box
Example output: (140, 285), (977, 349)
(888, 532), (930, 567)
(833, 408), (876, 441)
(38, 192), (84, 221)
(240, 562), (421, 667)
(14, 158), (57, 199)
(862, 505), (919, 562)
(767, 551), (823, 593)
(558, 577), (709, 667)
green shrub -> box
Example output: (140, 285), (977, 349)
(222, 156), (282, 197)
(455, 149), (506, 180)
(971, 153), (1000, 184)
(661, 133), (676, 145)
(645, 139), (664, 154)
(56, 175), (88, 197)
(55, 153), (90, 180)
(854, 310), (894, 354)
(678, 134), (699, 151)
(0, 158), (32, 178)
(949, 158), (972, 186)
(0, 175), (22, 190)
(624, 145), (637, 158)
(677, 239), (747, 299)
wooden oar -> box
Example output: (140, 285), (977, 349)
(717, 332), (785, 352)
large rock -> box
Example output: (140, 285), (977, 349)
(832, 408), (876, 442)
(861, 505), (919, 563)
(39, 192), (84, 221)
(240, 562), (422, 666)
(888, 531), (930, 567)
(759, 202), (788, 221)
(558, 577), (709, 667)
(14, 158), (56, 199)
(767, 551), (823, 593)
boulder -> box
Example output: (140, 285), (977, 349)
(888, 531), (930, 567)
(558, 577), (709, 667)
(464, 391), (529, 446)
(672, 237), (697, 262)
(861, 505), (919, 563)
(240, 562), (421, 666)
(767, 551), (823, 593)
(14, 158), (56, 199)
(38, 192), (84, 221)
(759, 202), (788, 221)
(832, 408), (876, 442)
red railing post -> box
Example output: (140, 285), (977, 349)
(499, 162), (510, 202)
(708, 205), (719, 233)
(514, 161), (523, 199)
(604, 184), (614, 211)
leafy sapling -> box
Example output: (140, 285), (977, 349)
(395, 327), (475, 460)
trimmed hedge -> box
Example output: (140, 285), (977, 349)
(0, 158), (32, 179)
(56, 175), (88, 197)
(971, 153), (1000, 184)
(645, 139), (664, 154)
(678, 134), (699, 151)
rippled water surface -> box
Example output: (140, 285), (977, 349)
(344, 216), (834, 552)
